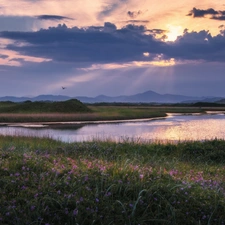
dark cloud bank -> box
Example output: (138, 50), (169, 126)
(36, 15), (73, 21)
(187, 7), (225, 20)
(0, 22), (225, 66)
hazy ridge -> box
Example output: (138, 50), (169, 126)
(0, 90), (224, 103)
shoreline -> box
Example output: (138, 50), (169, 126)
(0, 116), (167, 128)
(1, 111), (224, 128)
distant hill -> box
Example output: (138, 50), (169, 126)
(0, 90), (223, 104)
(0, 95), (71, 102)
(216, 98), (225, 104)
(0, 99), (91, 113)
(76, 90), (223, 103)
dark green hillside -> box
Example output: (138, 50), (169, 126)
(217, 98), (225, 104)
(0, 99), (91, 113)
(193, 102), (223, 107)
(0, 101), (16, 108)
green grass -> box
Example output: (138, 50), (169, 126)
(0, 136), (225, 224)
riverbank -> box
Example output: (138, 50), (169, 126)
(0, 105), (225, 123)
(0, 136), (225, 224)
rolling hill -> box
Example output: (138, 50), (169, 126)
(0, 90), (223, 103)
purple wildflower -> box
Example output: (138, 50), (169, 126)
(73, 209), (78, 216)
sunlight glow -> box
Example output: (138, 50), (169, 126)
(150, 58), (176, 67)
(143, 52), (150, 57)
(165, 25), (183, 42)
(0, 48), (51, 66)
(80, 57), (176, 71)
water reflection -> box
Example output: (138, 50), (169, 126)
(0, 113), (225, 142)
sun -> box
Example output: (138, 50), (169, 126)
(165, 25), (183, 42)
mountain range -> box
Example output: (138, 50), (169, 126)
(0, 90), (224, 103)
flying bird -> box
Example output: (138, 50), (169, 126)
(62, 86), (66, 90)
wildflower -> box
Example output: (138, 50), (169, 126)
(96, 198), (99, 203)
(31, 206), (36, 211)
(100, 165), (106, 171)
(86, 186), (91, 191)
(34, 193), (38, 198)
(84, 175), (88, 181)
(72, 165), (78, 169)
(105, 192), (111, 197)
(9, 146), (15, 151)
(65, 208), (69, 215)
(73, 209), (78, 216)
(202, 215), (207, 220)
(139, 174), (144, 179)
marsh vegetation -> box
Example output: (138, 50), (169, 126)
(0, 136), (225, 224)
(0, 100), (225, 123)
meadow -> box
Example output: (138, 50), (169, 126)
(0, 136), (225, 224)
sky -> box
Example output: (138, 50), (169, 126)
(0, 0), (225, 98)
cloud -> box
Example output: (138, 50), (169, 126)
(145, 29), (167, 40)
(0, 23), (163, 64)
(0, 16), (37, 31)
(0, 22), (225, 67)
(187, 7), (218, 17)
(36, 15), (73, 21)
(148, 29), (166, 34)
(127, 10), (142, 18)
(98, 0), (128, 19)
(165, 29), (225, 62)
(187, 7), (225, 20)
(125, 20), (149, 23)
(0, 54), (8, 59)
(211, 15), (225, 20)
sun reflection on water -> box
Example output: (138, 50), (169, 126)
(0, 114), (225, 143)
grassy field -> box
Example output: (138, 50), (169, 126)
(0, 101), (225, 123)
(0, 136), (225, 224)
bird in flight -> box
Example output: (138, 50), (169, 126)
(62, 86), (66, 90)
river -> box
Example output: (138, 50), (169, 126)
(0, 112), (225, 142)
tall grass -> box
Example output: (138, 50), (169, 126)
(0, 136), (225, 224)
